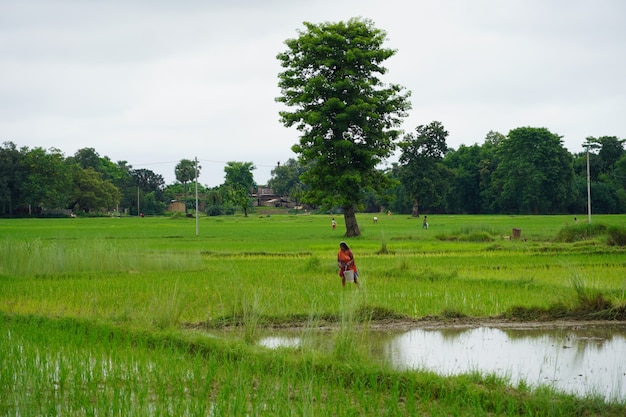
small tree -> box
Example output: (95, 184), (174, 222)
(226, 185), (252, 217)
(276, 18), (411, 236)
(224, 161), (256, 217)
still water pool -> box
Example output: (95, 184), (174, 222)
(255, 324), (626, 401)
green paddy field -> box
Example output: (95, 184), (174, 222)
(1, 213), (625, 416)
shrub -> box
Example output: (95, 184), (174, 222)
(375, 241), (392, 254)
(206, 205), (223, 216)
(607, 225), (626, 246)
(554, 223), (607, 242)
(206, 205), (236, 216)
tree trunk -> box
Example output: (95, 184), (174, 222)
(343, 205), (361, 237)
(411, 197), (420, 217)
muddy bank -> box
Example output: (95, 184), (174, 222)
(190, 317), (626, 332)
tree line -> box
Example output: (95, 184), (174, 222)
(1, 127), (624, 218)
(0, 143), (258, 217)
(268, 126), (626, 217)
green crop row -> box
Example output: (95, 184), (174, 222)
(1, 214), (625, 415)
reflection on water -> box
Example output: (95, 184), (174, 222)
(256, 325), (626, 401)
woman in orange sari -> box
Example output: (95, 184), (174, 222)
(337, 241), (358, 286)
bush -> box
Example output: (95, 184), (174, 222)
(206, 205), (223, 216)
(607, 225), (626, 246)
(554, 223), (607, 242)
(206, 205), (236, 216)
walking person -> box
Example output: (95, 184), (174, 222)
(337, 241), (358, 286)
(331, 217), (337, 230)
(422, 215), (429, 229)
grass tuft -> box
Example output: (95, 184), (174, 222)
(554, 222), (607, 242)
(439, 308), (467, 319)
(150, 281), (184, 330)
(502, 276), (625, 321)
(459, 231), (495, 242)
(607, 225), (626, 246)
(571, 276), (614, 314)
(354, 304), (406, 321)
(376, 240), (392, 254)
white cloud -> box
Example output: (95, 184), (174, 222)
(1, 0), (625, 186)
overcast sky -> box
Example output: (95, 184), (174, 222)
(2, 0), (624, 187)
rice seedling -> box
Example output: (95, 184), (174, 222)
(1, 214), (626, 415)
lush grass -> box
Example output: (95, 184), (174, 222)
(2, 313), (624, 416)
(2, 214), (624, 323)
(1, 214), (625, 415)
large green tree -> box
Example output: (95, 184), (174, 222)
(477, 131), (504, 213)
(70, 147), (133, 213)
(398, 121), (452, 216)
(573, 136), (626, 214)
(21, 147), (73, 212)
(492, 127), (574, 214)
(131, 169), (165, 215)
(70, 148), (126, 184)
(267, 158), (306, 204)
(443, 144), (482, 214)
(590, 136), (625, 176)
(442, 131), (505, 214)
(68, 167), (121, 213)
(276, 18), (411, 237)
(0, 142), (26, 214)
(384, 163), (413, 214)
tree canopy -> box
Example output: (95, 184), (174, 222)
(267, 159), (306, 198)
(224, 161), (256, 217)
(491, 127), (575, 214)
(276, 17), (411, 236)
(398, 121), (452, 216)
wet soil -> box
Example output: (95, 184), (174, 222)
(259, 317), (626, 332)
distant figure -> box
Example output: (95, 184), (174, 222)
(337, 241), (358, 286)
(422, 215), (429, 229)
(373, 216), (378, 223)
(387, 210), (391, 216)
(574, 217), (579, 223)
(331, 218), (336, 230)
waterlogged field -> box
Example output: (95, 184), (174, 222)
(1, 213), (625, 415)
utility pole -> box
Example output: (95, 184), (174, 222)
(195, 157), (199, 236)
(586, 146), (591, 223)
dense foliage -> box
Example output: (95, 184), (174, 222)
(386, 131), (625, 215)
(2, 130), (624, 217)
(276, 18), (411, 236)
(0, 143), (171, 216)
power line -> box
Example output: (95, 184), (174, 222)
(133, 158), (276, 168)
